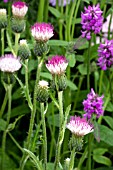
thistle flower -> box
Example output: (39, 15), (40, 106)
(83, 88), (104, 119)
(12, 1), (28, 19)
(31, 23), (54, 42)
(81, 4), (103, 40)
(0, 54), (21, 73)
(46, 55), (68, 75)
(49, 0), (72, 6)
(67, 116), (93, 137)
(98, 39), (113, 70)
(0, 9), (7, 29)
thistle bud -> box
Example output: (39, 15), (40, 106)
(34, 42), (49, 56)
(37, 80), (49, 103)
(18, 40), (31, 60)
(11, 17), (25, 33)
(58, 74), (67, 91)
(0, 9), (7, 29)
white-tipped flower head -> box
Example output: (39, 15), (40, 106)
(0, 54), (21, 73)
(12, 1), (28, 18)
(37, 80), (49, 103)
(0, 9), (7, 29)
(18, 39), (31, 60)
(31, 22), (54, 42)
(67, 116), (93, 137)
(46, 55), (68, 75)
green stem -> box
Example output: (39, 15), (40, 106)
(1, 84), (12, 170)
(99, 70), (104, 95)
(0, 91), (8, 118)
(87, 134), (92, 170)
(8, 132), (23, 152)
(37, 0), (45, 22)
(67, 0), (76, 41)
(71, 0), (81, 39)
(40, 103), (47, 170)
(87, 40), (91, 91)
(15, 33), (20, 56)
(108, 12), (112, 40)
(20, 57), (43, 169)
(44, 0), (49, 22)
(1, 29), (5, 55)
(24, 60), (33, 110)
(77, 146), (88, 169)
(69, 147), (76, 170)
(54, 91), (64, 170)
(109, 70), (113, 104)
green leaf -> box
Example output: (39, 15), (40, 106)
(93, 148), (108, 155)
(93, 167), (113, 170)
(40, 72), (52, 80)
(0, 119), (6, 131)
(48, 40), (68, 46)
(12, 88), (22, 100)
(105, 101), (113, 112)
(99, 124), (113, 146)
(49, 6), (61, 18)
(66, 54), (76, 67)
(77, 64), (87, 75)
(10, 104), (30, 118)
(75, 55), (84, 62)
(93, 155), (112, 166)
(103, 116), (113, 130)
(66, 80), (78, 90)
(47, 114), (59, 127)
(21, 59), (38, 74)
(23, 148), (43, 170)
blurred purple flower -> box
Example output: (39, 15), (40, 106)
(3, 0), (8, 2)
(81, 4), (103, 40)
(98, 39), (113, 70)
(49, 0), (72, 6)
(83, 88), (104, 119)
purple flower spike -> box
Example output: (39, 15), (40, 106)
(49, 0), (73, 6)
(81, 4), (103, 40)
(98, 39), (113, 70)
(83, 88), (104, 119)
(3, 0), (8, 3)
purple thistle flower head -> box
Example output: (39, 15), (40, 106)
(66, 116), (94, 137)
(31, 22), (54, 42)
(46, 55), (68, 75)
(0, 54), (21, 73)
(98, 39), (113, 70)
(83, 88), (104, 119)
(12, 1), (28, 18)
(81, 4), (103, 40)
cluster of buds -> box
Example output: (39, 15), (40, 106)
(0, 9), (7, 29)
(11, 1), (28, 33)
(46, 55), (68, 91)
(31, 22), (54, 56)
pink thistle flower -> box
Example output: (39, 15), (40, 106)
(12, 1), (28, 18)
(66, 116), (93, 137)
(0, 54), (21, 73)
(46, 55), (68, 75)
(31, 23), (54, 42)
